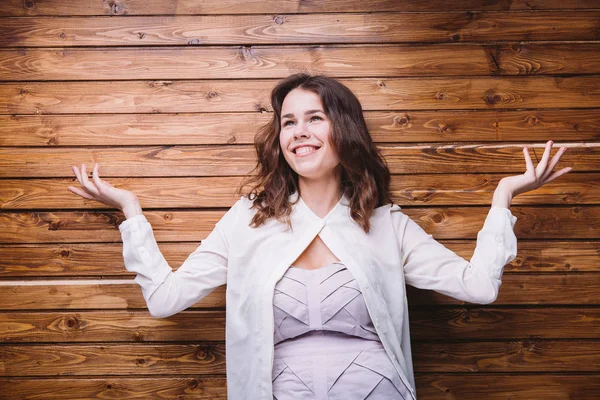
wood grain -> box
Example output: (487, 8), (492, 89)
(1, 275), (598, 310)
(0, 343), (227, 375)
(0, 283), (225, 310)
(412, 340), (600, 372)
(0, 375), (598, 400)
(1, 307), (598, 343)
(2, 0), (599, 16)
(1, 340), (598, 376)
(2, 110), (598, 147)
(1, 240), (597, 277)
(3, 77), (600, 114)
(408, 274), (600, 305)
(1, 173), (596, 210)
(415, 374), (600, 399)
(1, 206), (598, 243)
(2, 13), (600, 47)
(0, 144), (588, 178)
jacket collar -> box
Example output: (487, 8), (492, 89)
(288, 190), (350, 223)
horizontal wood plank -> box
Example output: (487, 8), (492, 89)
(0, 377), (227, 399)
(1, 375), (599, 400)
(409, 307), (600, 340)
(408, 274), (600, 305)
(0, 310), (226, 342)
(412, 340), (600, 372)
(1, 206), (599, 243)
(0, 283), (225, 310)
(0, 275), (598, 310)
(2, 0), (599, 16)
(3, 77), (600, 114)
(2, 13), (600, 47)
(1, 340), (598, 376)
(0, 343), (227, 376)
(2, 110), (599, 147)
(1, 173), (596, 211)
(0, 144), (587, 178)
(1, 307), (599, 343)
(415, 374), (600, 399)
(1, 240), (597, 277)
(3, 44), (600, 81)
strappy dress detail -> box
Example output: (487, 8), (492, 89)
(272, 262), (411, 399)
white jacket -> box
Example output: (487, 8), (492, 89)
(119, 190), (518, 399)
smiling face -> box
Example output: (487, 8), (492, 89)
(279, 88), (341, 183)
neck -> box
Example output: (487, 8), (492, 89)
(298, 172), (342, 219)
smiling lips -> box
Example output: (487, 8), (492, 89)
(292, 144), (321, 157)
(295, 146), (319, 156)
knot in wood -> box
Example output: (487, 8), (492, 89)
(240, 46), (254, 61)
(59, 32), (66, 40)
(449, 33), (461, 42)
(526, 115), (539, 126)
(436, 92), (446, 100)
(136, 358), (146, 365)
(227, 134), (237, 144)
(59, 249), (70, 258)
(163, 212), (173, 221)
(133, 331), (144, 341)
(393, 114), (410, 127)
(24, 0), (36, 9)
(206, 91), (219, 99)
(273, 15), (286, 25)
(108, 1), (125, 15)
(188, 38), (200, 45)
(137, 32), (146, 39)
(431, 213), (443, 224)
(64, 316), (79, 330)
(484, 91), (502, 106)
(187, 379), (199, 390)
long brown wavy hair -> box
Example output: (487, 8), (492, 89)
(236, 73), (392, 233)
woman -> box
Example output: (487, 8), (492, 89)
(68, 73), (572, 399)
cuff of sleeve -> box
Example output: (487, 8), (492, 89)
(487, 206), (518, 230)
(119, 214), (148, 233)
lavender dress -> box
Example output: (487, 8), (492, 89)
(272, 262), (412, 399)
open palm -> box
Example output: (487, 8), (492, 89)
(501, 140), (573, 197)
(68, 163), (137, 210)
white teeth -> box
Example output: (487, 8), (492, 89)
(295, 146), (318, 155)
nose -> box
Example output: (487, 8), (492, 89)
(292, 121), (310, 140)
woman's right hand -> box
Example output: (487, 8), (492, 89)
(68, 163), (139, 212)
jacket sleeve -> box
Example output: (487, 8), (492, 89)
(397, 206), (518, 304)
(118, 197), (244, 318)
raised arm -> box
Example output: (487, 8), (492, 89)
(68, 163), (242, 318)
(118, 200), (241, 318)
(398, 205), (517, 304)
(398, 140), (572, 304)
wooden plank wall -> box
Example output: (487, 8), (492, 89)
(0, 0), (599, 398)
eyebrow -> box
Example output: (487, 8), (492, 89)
(281, 109), (324, 120)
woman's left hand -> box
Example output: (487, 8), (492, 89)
(499, 140), (573, 199)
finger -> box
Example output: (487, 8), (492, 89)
(80, 164), (100, 196)
(68, 185), (96, 200)
(523, 146), (535, 173)
(71, 165), (82, 185)
(540, 146), (568, 182)
(92, 163), (104, 189)
(541, 167), (573, 185)
(535, 140), (553, 177)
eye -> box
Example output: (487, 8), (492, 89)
(310, 116), (322, 122)
(282, 120), (294, 127)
